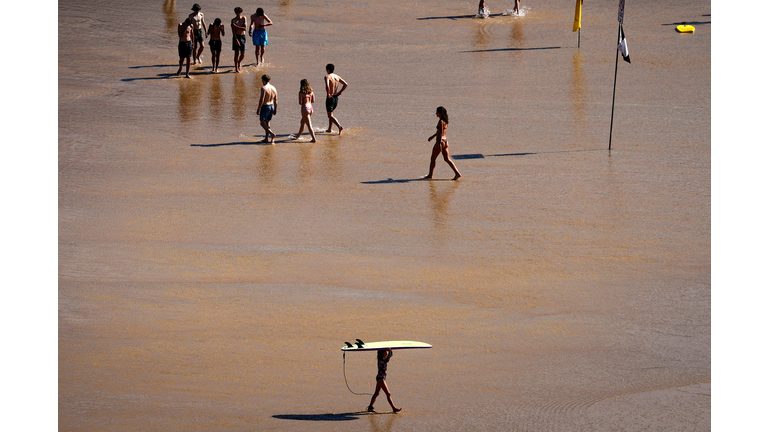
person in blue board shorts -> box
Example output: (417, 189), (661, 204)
(249, 8), (273, 67)
(367, 349), (402, 413)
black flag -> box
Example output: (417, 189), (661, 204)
(618, 23), (631, 63)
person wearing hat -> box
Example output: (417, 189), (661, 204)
(189, 4), (207, 65)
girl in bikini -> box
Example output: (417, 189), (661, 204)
(367, 348), (402, 413)
(290, 79), (317, 142)
(424, 106), (462, 180)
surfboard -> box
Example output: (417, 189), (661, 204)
(341, 340), (432, 352)
(676, 24), (695, 33)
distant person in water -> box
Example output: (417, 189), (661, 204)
(231, 7), (247, 73)
(189, 4), (207, 65)
(367, 349), (402, 414)
(424, 106), (461, 180)
(289, 79), (317, 143)
(249, 8), (273, 67)
(324, 64), (348, 135)
(513, 0), (521, 15)
(207, 18), (225, 73)
(176, 18), (193, 78)
(257, 74), (278, 144)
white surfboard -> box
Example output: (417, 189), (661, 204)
(341, 340), (432, 352)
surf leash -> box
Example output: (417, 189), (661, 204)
(343, 352), (372, 396)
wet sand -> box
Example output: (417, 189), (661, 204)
(59, 0), (711, 430)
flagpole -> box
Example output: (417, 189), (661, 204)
(608, 23), (620, 151)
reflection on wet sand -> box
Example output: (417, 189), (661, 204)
(429, 181), (458, 232)
(509, 20), (525, 47)
(231, 73), (248, 121)
(299, 143), (315, 181)
(257, 145), (276, 182)
(163, 0), (176, 31)
(178, 78), (203, 122)
(367, 410), (398, 432)
(209, 73), (224, 121)
(473, 21), (492, 53)
(570, 51), (586, 127)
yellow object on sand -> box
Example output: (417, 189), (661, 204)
(676, 24), (695, 33)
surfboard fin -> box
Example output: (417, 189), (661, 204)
(355, 339), (365, 348)
(345, 341), (354, 348)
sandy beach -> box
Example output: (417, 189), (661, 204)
(59, 0), (710, 430)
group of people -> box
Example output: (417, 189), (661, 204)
(176, 4), (273, 77)
(254, 64), (348, 144)
(176, 3), (461, 188)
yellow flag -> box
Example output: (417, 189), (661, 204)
(573, 0), (582, 32)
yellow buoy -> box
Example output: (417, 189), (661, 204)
(676, 24), (695, 33)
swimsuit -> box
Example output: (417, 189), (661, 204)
(260, 104), (275, 122)
(325, 95), (339, 113)
(253, 28), (268, 46)
(194, 29), (205, 43)
(232, 34), (247, 52)
(209, 39), (222, 52)
(375, 351), (392, 381)
(301, 93), (314, 114)
(178, 41), (193, 58)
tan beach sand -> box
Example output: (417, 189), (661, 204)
(59, 0), (710, 430)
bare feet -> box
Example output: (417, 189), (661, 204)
(338, 126), (344, 136)
(324, 129), (332, 133)
(393, 407), (402, 413)
(367, 406), (376, 413)
(453, 173), (462, 180)
(422, 175), (433, 179)
(269, 132), (276, 144)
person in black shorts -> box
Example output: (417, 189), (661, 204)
(231, 7), (247, 73)
(176, 18), (193, 78)
(207, 18), (224, 73)
(324, 63), (349, 135)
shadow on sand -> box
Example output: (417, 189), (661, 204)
(417, 13), (505, 20)
(273, 411), (391, 421)
(661, 20), (711, 26)
(191, 134), (298, 147)
(361, 177), (454, 184)
(460, 46), (561, 53)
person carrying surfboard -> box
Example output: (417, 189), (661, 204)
(367, 348), (402, 413)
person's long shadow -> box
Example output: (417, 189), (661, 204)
(273, 411), (389, 421)
(122, 66), (236, 81)
(361, 177), (453, 184)
(460, 46), (561, 53)
(191, 134), (297, 147)
(661, 20), (711, 26)
(417, 13), (505, 20)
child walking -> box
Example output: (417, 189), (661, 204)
(424, 106), (461, 180)
(289, 79), (317, 142)
(367, 349), (402, 414)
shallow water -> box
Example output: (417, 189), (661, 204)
(59, 0), (711, 430)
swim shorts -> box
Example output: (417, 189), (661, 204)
(325, 95), (339, 113)
(178, 41), (193, 59)
(209, 39), (222, 52)
(194, 29), (205, 43)
(232, 35), (247, 52)
(252, 29), (268, 46)
(260, 104), (275, 122)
